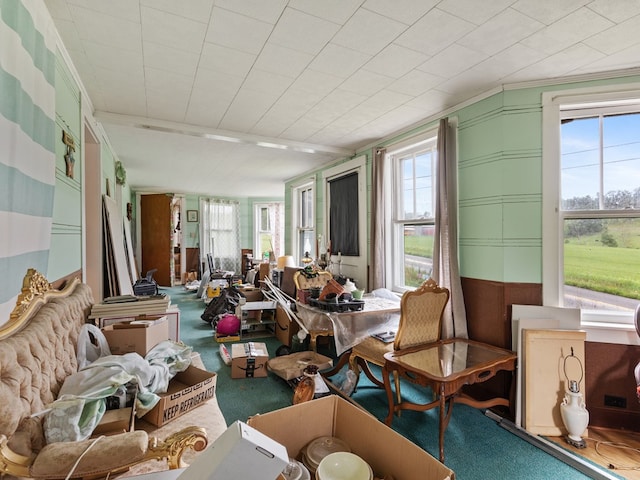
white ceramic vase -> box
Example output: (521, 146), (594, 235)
(560, 390), (589, 446)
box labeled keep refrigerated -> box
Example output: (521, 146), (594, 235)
(101, 315), (169, 356)
(178, 420), (288, 480)
(231, 342), (269, 379)
(248, 395), (454, 480)
(142, 365), (217, 427)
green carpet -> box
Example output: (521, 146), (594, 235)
(165, 286), (618, 480)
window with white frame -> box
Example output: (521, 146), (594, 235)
(389, 132), (438, 291)
(544, 88), (640, 326)
(294, 183), (315, 262)
(254, 202), (284, 262)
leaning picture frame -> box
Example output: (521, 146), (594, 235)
(187, 210), (198, 222)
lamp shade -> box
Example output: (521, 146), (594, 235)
(277, 255), (295, 269)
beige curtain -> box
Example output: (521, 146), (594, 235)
(433, 118), (468, 339)
(369, 147), (386, 290)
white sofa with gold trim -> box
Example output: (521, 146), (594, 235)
(0, 270), (227, 479)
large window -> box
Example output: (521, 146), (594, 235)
(544, 88), (640, 328)
(200, 199), (240, 273)
(389, 133), (438, 290)
(254, 202), (284, 262)
(561, 106), (640, 315)
(294, 183), (315, 262)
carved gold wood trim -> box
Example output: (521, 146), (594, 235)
(2, 269), (80, 340)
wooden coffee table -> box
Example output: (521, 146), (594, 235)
(382, 338), (517, 462)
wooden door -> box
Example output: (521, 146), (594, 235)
(140, 194), (172, 286)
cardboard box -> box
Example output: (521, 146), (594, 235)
(274, 305), (299, 347)
(92, 406), (135, 436)
(238, 287), (263, 303)
(102, 315), (170, 356)
(231, 342), (269, 379)
(178, 421), (288, 480)
(248, 395), (455, 480)
(143, 365), (217, 427)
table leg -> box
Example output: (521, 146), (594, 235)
(383, 363), (395, 426)
(438, 384), (445, 462)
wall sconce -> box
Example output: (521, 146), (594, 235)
(559, 347), (589, 448)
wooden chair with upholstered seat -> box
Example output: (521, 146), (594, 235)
(348, 278), (450, 403)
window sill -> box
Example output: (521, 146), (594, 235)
(581, 321), (640, 346)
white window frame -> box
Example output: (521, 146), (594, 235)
(386, 131), (438, 293)
(292, 179), (315, 263)
(542, 83), (640, 345)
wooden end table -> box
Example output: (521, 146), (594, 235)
(383, 338), (517, 462)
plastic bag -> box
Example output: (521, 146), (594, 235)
(76, 324), (111, 369)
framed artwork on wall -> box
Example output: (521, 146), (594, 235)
(187, 210), (198, 222)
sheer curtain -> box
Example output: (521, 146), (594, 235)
(369, 147), (386, 290)
(200, 198), (241, 274)
(433, 118), (468, 339)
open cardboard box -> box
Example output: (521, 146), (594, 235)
(248, 395), (455, 480)
(143, 365), (217, 427)
(101, 315), (169, 356)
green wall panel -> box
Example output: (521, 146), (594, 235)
(503, 202), (541, 240)
(504, 246), (541, 283)
(47, 229), (82, 281)
(459, 204), (503, 241)
(459, 245), (504, 280)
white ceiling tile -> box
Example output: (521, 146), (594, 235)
(206, 6), (273, 55)
(573, 43), (640, 73)
(504, 43), (606, 82)
(251, 116), (295, 138)
(395, 8), (475, 57)
(291, 69), (344, 96)
(588, 0), (640, 23)
(253, 43), (314, 78)
(93, 66), (145, 95)
(583, 15), (640, 55)
(199, 43), (256, 77)
(243, 69), (295, 97)
(406, 88), (457, 112)
(457, 8), (544, 56)
(143, 41), (200, 77)
(387, 70), (443, 97)
(269, 7), (340, 55)
(146, 89), (189, 121)
(281, 116), (326, 140)
(213, 0), (287, 24)
(519, 8), (613, 55)
(306, 89), (368, 124)
(49, 18), (84, 52)
(363, 43), (429, 79)
(511, 0), (588, 25)
(190, 68), (243, 104)
(472, 43), (547, 80)
(362, 0), (439, 26)
(144, 67), (193, 96)
(437, 0), (515, 25)
(417, 43), (487, 78)
(184, 95), (231, 128)
(141, 7), (207, 53)
(82, 41), (143, 75)
(332, 8), (407, 56)
(67, 0), (141, 23)
(68, 5), (141, 52)
(288, 0), (362, 25)
(141, 0), (213, 22)
(338, 69), (395, 96)
(308, 43), (371, 78)
(219, 88), (279, 132)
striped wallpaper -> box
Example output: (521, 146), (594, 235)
(0, 0), (56, 324)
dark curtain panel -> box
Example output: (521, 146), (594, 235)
(329, 172), (359, 256)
